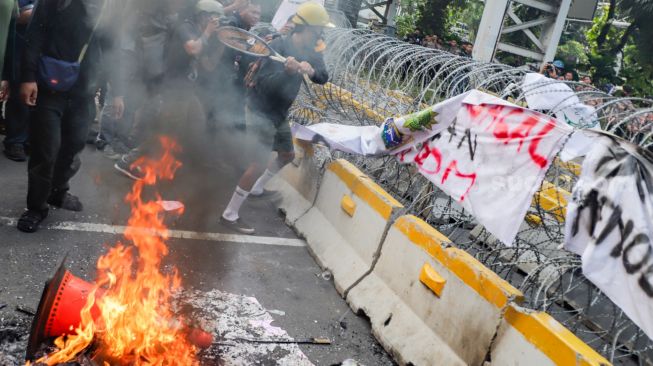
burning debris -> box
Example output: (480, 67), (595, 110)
(25, 137), (207, 366)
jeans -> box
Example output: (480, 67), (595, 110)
(27, 90), (93, 211)
(3, 83), (30, 148)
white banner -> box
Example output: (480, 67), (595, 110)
(564, 133), (653, 339)
(271, 0), (324, 30)
(398, 91), (573, 245)
(522, 73), (598, 162)
(292, 92), (467, 156)
(292, 90), (574, 245)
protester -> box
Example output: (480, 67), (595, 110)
(0, 0), (13, 77)
(403, 29), (423, 46)
(208, 0), (261, 131)
(3, 0), (35, 162)
(219, 0), (248, 16)
(541, 60), (564, 79)
(220, 2), (332, 234)
(460, 41), (473, 57)
(17, 0), (124, 233)
(447, 39), (458, 54)
(114, 0), (224, 180)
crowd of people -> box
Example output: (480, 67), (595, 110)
(0, 0), (334, 234)
(403, 29), (473, 57)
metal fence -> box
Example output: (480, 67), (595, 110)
(289, 28), (653, 365)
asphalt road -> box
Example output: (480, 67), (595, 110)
(0, 143), (394, 366)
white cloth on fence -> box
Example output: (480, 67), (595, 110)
(564, 133), (653, 339)
(292, 90), (574, 246)
(521, 73), (598, 162)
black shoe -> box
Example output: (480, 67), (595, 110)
(47, 192), (84, 211)
(219, 216), (255, 235)
(114, 160), (145, 180)
(17, 209), (48, 233)
(3, 144), (27, 162)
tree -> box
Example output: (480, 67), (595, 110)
(416, 0), (453, 37)
(585, 1), (653, 95)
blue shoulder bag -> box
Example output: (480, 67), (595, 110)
(37, 0), (106, 92)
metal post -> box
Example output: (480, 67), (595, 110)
(472, 0), (510, 62)
(473, 0), (574, 65)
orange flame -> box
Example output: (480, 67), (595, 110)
(34, 137), (198, 365)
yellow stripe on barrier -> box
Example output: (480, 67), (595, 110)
(444, 247), (525, 308)
(327, 159), (403, 220)
(505, 305), (611, 366)
(394, 215), (449, 259)
(393, 215), (524, 309)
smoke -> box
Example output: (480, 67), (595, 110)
(89, 0), (275, 233)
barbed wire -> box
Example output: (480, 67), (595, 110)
(289, 28), (653, 365)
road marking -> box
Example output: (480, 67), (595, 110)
(0, 217), (306, 247)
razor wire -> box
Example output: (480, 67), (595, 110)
(289, 28), (653, 365)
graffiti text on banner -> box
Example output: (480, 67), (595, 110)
(565, 132), (653, 339)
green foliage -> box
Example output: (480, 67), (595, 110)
(396, 0), (424, 37)
(416, 0), (452, 37)
(444, 0), (484, 41)
(395, 14), (417, 37)
(621, 44), (653, 97)
(557, 41), (589, 68)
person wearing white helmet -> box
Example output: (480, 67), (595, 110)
(219, 2), (334, 234)
(205, 0), (262, 131)
(115, 0), (225, 181)
(164, 0), (224, 82)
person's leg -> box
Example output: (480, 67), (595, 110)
(19, 93), (66, 232)
(3, 84), (30, 161)
(220, 107), (275, 234)
(0, 0), (13, 76)
(48, 94), (93, 211)
(250, 120), (295, 196)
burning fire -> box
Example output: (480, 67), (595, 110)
(31, 137), (199, 365)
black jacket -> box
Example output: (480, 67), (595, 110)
(21, 0), (121, 95)
(247, 36), (328, 123)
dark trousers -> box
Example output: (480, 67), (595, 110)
(3, 83), (30, 148)
(27, 91), (92, 211)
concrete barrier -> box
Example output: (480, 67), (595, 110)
(347, 215), (524, 365)
(271, 153), (611, 365)
(491, 304), (610, 366)
(293, 159), (404, 294)
(268, 140), (324, 224)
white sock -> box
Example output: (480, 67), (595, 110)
(250, 169), (275, 195)
(222, 186), (249, 221)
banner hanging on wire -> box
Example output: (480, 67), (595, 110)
(564, 132), (653, 340)
(292, 90), (574, 245)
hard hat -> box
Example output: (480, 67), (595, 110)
(292, 2), (335, 28)
(552, 60), (565, 69)
(196, 0), (224, 16)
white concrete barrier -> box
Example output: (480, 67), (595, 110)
(268, 140), (324, 224)
(273, 154), (611, 366)
(491, 304), (610, 366)
(347, 215), (524, 365)
(293, 159), (404, 294)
